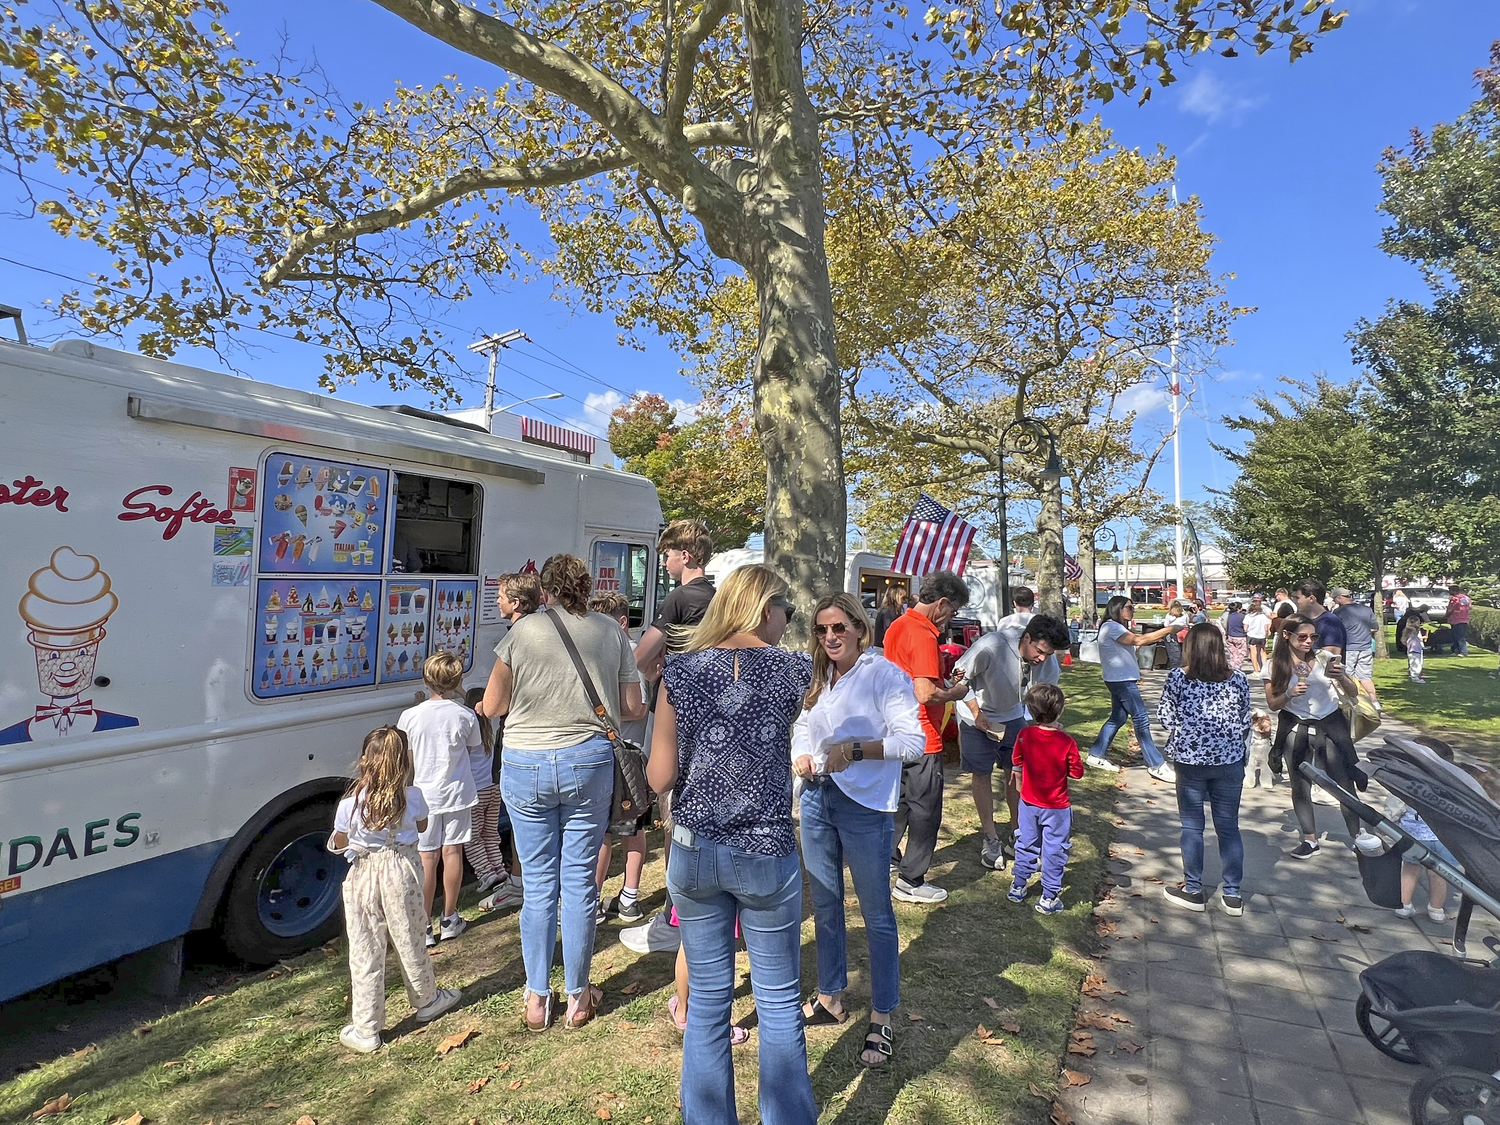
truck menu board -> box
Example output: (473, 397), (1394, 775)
(380, 579), (431, 683)
(430, 579), (477, 672)
(259, 452), (389, 575)
(253, 579), (381, 698)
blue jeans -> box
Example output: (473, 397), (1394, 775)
(668, 836), (815, 1125)
(1175, 761), (1245, 897)
(798, 781), (901, 1014)
(1090, 680), (1165, 767)
(501, 735), (614, 997)
(1452, 622), (1469, 655)
(1011, 802), (1072, 899)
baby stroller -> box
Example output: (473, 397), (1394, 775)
(1300, 736), (1500, 1125)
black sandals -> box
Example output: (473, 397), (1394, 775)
(802, 997), (848, 1025)
(861, 1021), (894, 1067)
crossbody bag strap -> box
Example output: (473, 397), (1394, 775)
(547, 610), (620, 740)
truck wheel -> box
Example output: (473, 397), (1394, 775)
(222, 803), (345, 964)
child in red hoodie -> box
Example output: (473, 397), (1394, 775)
(1007, 683), (1084, 915)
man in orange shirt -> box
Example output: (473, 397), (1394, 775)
(884, 570), (972, 903)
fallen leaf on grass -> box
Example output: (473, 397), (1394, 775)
(294, 1117), (317, 1125)
(467, 1077), (490, 1094)
(436, 1028), (479, 1055)
(507, 1079), (524, 1090)
(1029, 1083), (1049, 1099)
(131, 1025), (153, 1037)
(906, 1012), (923, 1022)
(1067, 1042), (1096, 1057)
(108, 1114), (148, 1125)
(1000, 1022), (1021, 1034)
(1051, 1103), (1075, 1125)
(597, 1110), (612, 1121)
(162, 1060), (184, 1068)
(1063, 1069), (1091, 1086)
(982, 996), (999, 1010)
(32, 1095), (73, 1120)
(621, 982), (640, 995)
(619, 1021), (638, 1030)
(265, 970), (283, 980)
(262, 1104), (280, 1110)
(494, 1062), (511, 1071)
(69, 1045), (96, 1059)
(195, 995), (218, 1006)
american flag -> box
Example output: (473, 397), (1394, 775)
(891, 493), (977, 577)
(1064, 553), (1084, 583)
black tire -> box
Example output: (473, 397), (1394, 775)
(1408, 1067), (1500, 1125)
(1355, 991), (1421, 1065)
(222, 802), (345, 964)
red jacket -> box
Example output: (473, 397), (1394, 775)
(1012, 726), (1085, 809)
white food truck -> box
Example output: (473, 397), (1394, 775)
(0, 336), (663, 1001)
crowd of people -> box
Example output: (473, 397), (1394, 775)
(322, 529), (1465, 1120)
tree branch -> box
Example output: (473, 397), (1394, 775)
(261, 122), (744, 286)
(666, 0), (735, 137)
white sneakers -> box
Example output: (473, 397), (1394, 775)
(620, 911), (682, 954)
(439, 913), (468, 941)
(479, 877), (524, 912)
(1354, 831), (1386, 857)
(415, 987), (462, 1022)
(1147, 763), (1177, 783)
(1086, 755), (1121, 773)
(893, 878), (948, 904)
(339, 1024), (381, 1053)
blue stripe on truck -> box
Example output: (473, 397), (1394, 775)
(0, 839), (227, 1002)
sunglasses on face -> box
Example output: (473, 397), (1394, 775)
(814, 622), (853, 637)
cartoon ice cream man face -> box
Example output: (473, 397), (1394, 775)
(0, 547), (139, 745)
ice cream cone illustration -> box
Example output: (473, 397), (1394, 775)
(315, 466), (331, 490)
(278, 460), (293, 486)
(0, 546), (139, 745)
(294, 504), (308, 527)
(295, 465), (313, 488)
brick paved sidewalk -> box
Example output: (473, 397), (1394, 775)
(1059, 670), (1498, 1125)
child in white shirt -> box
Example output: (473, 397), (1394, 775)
(398, 651), (481, 945)
(330, 725), (460, 1052)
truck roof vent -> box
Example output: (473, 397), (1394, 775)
(0, 304), (28, 345)
(375, 404), (490, 436)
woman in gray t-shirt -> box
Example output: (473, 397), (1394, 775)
(1087, 596), (1175, 781)
(477, 553), (644, 1032)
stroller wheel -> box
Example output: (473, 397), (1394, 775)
(1408, 1067), (1500, 1125)
(1356, 992), (1421, 1065)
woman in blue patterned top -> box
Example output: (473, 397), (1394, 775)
(646, 563), (815, 1125)
(1157, 623), (1252, 917)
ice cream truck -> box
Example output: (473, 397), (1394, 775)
(0, 335), (663, 1001)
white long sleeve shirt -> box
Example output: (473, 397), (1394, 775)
(791, 651), (927, 813)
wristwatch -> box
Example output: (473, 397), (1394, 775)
(850, 740), (865, 761)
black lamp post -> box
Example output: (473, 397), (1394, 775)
(1088, 527), (1120, 624)
(995, 416), (1064, 617)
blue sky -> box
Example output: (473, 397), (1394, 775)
(2, 0), (1497, 541)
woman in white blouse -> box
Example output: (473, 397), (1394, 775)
(792, 592), (926, 1068)
(1265, 613), (1364, 859)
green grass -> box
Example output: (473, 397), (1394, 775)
(1373, 646), (1500, 756)
(0, 669), (1121, 1125)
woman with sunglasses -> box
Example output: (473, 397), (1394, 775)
(646, 564), (815, 1125)
(1265, 613), (1365, 859)
(791, 592), (925, 1068)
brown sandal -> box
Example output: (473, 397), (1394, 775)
(523, 989), (554, 1031)
(564, 984), (602, 1030)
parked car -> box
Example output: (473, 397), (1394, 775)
(1384, 587), (1450, 624)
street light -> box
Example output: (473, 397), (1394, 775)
(994, 416), (1064, 616)
(491, 392), (564, 416)
(1087, 527), (1121, 624)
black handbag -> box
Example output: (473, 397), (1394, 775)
(547, 611), (652, 837)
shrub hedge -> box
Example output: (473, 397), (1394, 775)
(1468, 605), (1500, 652)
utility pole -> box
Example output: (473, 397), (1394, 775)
(1169, 183), (1185, 604)
(467, 330), (527, 428)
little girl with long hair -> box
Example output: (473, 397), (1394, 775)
(330, 726), (462, 1053)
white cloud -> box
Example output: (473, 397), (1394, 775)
(564, 390), (705, 436)
(1179, 72), (1265, 125)
(1116, 382), (1173, 418)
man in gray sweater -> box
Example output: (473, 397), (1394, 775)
(955, 613), (1072, 869)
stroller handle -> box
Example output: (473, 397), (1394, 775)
(1297, 762), (1385, 827)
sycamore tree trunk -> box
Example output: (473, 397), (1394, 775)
(1037, 475), (1065, 619)
(1372, 542), (1389, 658)
(1077, 526), (1098, 627)
(741, 0), (844, 637)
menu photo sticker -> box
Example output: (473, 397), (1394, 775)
(228, 466), (257, 512)
(253, 578), (381, 699)
(431, 579), (477, 671)
(259, 452), (388, 575)
(211, 525), (253, 587)
(380, 578), (431, 683)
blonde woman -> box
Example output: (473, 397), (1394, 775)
(646, 564), (815, 1125)
(792, 592), (925, 1067)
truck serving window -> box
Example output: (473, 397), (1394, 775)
(391, 475), (479, 576)
(592, 541), (651, 628)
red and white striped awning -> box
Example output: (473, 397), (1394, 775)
(520, 417), (597, 456)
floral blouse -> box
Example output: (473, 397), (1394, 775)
(1156, 668), (1252, 766)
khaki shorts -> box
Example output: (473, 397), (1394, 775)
(418, 808), (473, 851)
(1344, 648), (1374, 682)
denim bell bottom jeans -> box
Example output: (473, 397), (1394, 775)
(1091, 680), (1166, 768)
(500, 734), (614, 998)
(667, 833), (816, 1125)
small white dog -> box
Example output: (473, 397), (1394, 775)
(1247, 709), (1275, 788)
